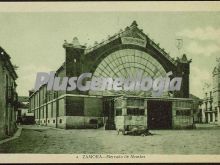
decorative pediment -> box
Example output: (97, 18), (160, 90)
(121, 21), (147, 47)
(79, 21), (177, 66)
(120, 21), (177, 66)
(120, 21), (147, 47)
(121, 21), (146, 40)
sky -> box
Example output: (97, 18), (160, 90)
(0, 12), (220, 98)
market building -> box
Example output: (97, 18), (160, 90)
(0, 46), (18, 140)
(29, 21), (196, 130)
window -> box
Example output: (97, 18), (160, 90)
(90, 49), (167, 97)
(66, 102), (83, 116)
(176, 110), (191, 116)
(127, 108), (145, 116)
(51, 103), (53, 117)
(139, 109), (145, 115)
(36, 109), (38, 119)
(59, 119), (62, 123)
(116, 108), (122, 116)
(54, 92), (57, 99)
(42, 108), (44, 118)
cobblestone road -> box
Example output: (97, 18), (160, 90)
(0, 125), (220, 154)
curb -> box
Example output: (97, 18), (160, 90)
(0, 127), (22, 145)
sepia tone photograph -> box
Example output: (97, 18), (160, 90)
(0, 1), (220, 163)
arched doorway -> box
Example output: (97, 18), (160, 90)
(89, 48), (171, 129)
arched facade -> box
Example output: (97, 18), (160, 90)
(64, 21), (191, 98)
(89, 48), (168, 97)
(30, 21), (195, 130)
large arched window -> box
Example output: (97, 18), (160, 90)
(90, 49), (168, 97)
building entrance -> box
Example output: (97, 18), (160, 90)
(103, 97), (115, 130)
(147, 100), (172, 129)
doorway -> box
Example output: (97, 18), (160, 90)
(103, 97), (115, 130)
(147, 100), (172, 129)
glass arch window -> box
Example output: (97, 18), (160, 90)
(89, 49), (168, 97)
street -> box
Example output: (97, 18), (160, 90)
(0, 125), (220, 154)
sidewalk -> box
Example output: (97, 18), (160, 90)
(195, 123), (220, 129)
(21, 125), (51, 130)
(0, 127), (22, 145)
(20, 124), (63, 131)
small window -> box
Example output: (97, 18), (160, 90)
(127, 108), (145, 116)
(139, 109), (145, 115)
(176, 110), (180, 116)
(53, 120), (55, 123)
(48, 120), (50, 123)
(89, 119), (98, 124)
(59, 119), (62, 123)
(176, 110), (191, 116)
(116, 108), (122, 116)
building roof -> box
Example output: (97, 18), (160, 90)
(63, 21), (178, 66)
(189, 94), (202, 102)
(0, 46), (18, 80)
(18, 96), (29, 102)
(56, 61), (65, 74)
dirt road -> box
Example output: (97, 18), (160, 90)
(0, 125), (219, 154)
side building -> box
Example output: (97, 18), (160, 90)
(29, 64), (103, 129)
(201, 59), (220, 124)
(0, 46), (18, 140)
(212, 59), (220, 124)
